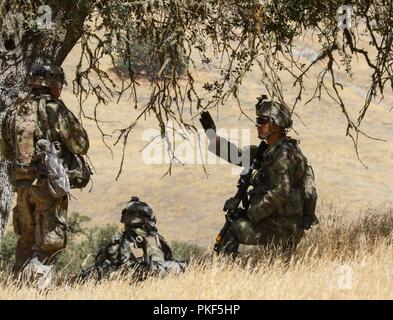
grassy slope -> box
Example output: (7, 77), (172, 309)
(43, 33), (393, 247)
(2, 207), (393, 299)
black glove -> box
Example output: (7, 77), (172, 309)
(199, 111), (216, 132)
(231, 208), (246, 220)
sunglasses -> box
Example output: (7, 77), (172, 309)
(256, 117), (271, 125)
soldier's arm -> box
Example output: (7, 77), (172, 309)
(208, 135), (258, 167)
(247, 149), (292, 223)
(147, 259), (187, 276)
(157, 233), (173, 260)
(144, 234), (166, 262)
(77, 243), (113, 282)
(201, 111), (257, 167)
(94, 244), (111, 267)
(55, 104), (89, 155)
(131, 235), (187, 280)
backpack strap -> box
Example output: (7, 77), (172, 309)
(37, 96), (51, 141)
(158, 233), (173, 261)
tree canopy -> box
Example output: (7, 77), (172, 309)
(2, 1), (393, 145)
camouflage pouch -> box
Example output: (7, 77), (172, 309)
(301, 165), (318, 229)
(147, 259), (187, 278)
(64, 153), (92, 189)
(283, 189), (304, 217)
(55, 102), (89, 155)
(13, 99), (39, 164)
(40, 215), (68, 253)
(2, 98), (40, 180)
(35, 139), (70, 198)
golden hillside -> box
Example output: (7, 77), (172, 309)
(43, 33), (393, 248)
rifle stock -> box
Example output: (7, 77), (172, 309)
(214, 140), (268, 253)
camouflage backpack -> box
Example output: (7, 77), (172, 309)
(35, 139), (70, 198)
(301, 164), (318, 229)
(2, 94), (91, 189)
(1, 96), (41, 181)
(288, 139), (318, 229)
(8, 100), (37, 162)
(46, 97), (92, 189)
(64, 153), (92, 189)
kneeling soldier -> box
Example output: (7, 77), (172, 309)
(200, 96), (318, 257)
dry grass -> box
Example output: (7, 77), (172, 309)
(2, 207), (393, 300)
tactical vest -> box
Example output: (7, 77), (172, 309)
(14, 99), (38, 164)
(289, 139), (318, 227)
(4, 94), (91, 188)
(249, 138), (318, 224)
(5, 96), (43, 181)
(7, 95), (54, 181)
(301, 164), (318, 228)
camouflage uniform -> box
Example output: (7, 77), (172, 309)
(79, 197), (186, 282)
(201, 97), (317, 255)
(0, 63), (89, 276)
(218, 137), (309, 254)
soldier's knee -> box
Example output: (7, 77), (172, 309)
(230, 218), (260, 245)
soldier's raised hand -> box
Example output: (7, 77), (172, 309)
(199, 111), (216, 132)
(199, 111), (217, 141)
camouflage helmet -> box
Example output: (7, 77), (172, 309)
(26, 62), (65, 89)
(120, 196), (156, 228)
(255, 96), (292, 129)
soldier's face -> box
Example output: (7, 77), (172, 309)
(50, 82), (63, 98)
(256, 118), (282, 141)
(256, 118), (271, 139)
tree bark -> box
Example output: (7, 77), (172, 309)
(0, 2), (91, 241)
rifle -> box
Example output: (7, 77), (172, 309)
(214, 140), (268, 252)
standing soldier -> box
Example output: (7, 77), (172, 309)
(78, 196), (187, 282)
(200, 95), (318, 257)
(0, 61), (90, 286)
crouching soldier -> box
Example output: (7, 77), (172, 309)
(78, 197), (187, 282)
(200, 95), (318, 258)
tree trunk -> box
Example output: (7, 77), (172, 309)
(0, 2), (91, 242)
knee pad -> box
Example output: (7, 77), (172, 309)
(230, 218), (261, 245)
